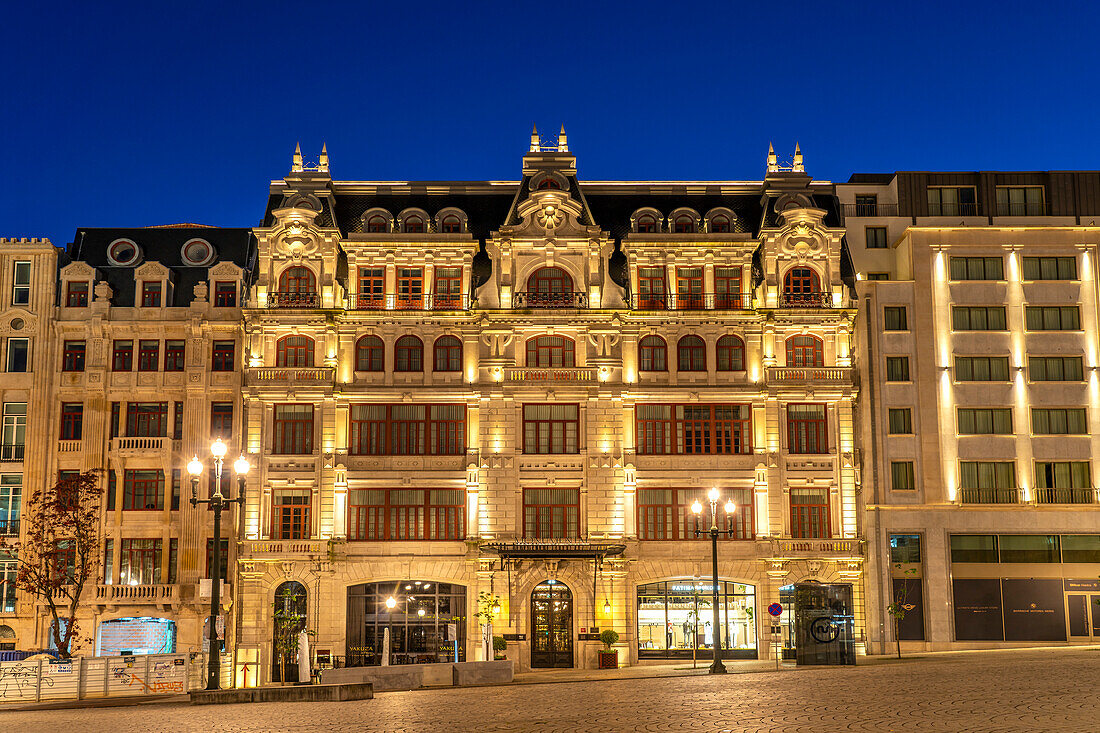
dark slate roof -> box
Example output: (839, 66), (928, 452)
(67, 227), (257, 307)
(583, 192), (761, 238)
(761, 194), (843, 229)
(332, 192), (516, 240)
(846, 173), (896, 184)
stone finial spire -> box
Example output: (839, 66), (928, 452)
(793, 142), (804, 173)
(319, 143), (329, 173)
(766, 142), (778, 173)
(557, 124), (569, 152)
(292, 142), (303, 172)
(530, 124), (541, 152)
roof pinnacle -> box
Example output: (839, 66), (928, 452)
(292, 142), (303, 172)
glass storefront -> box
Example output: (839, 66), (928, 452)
(637, 580), (757, 659)
(346, 581), (466, 666)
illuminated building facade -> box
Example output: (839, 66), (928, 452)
(840, 172), (1100, 652)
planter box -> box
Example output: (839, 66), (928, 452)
(598, 650), (618, 669)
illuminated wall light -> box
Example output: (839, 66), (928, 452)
(625, 369), (636, 383)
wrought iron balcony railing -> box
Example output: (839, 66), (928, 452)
(0, 444), (24, 461)
(959, 487), (1020, 505)
(511, 291), (590, 309)
(0, 518), (19, 536)
(1034, 487), (1095, 505)
(842, 203), (900, 217)
(778, 292), (833, 309)
(351, 293), (470, 311)
(927, 203), (981, 217)
(268, 291), (320, 308)
(995, 203), (1046, 217)
(631, 293), (753, 311)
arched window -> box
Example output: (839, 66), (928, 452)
(637, 215), (658, 233)
(272, 581), (307, 682)
(366, 215), (388, 233)
(677, 335), (707, 371)
(638, 335), (667, 372)
(394, 335), (423, 372)
(276, 335), (314, 367)
(526, 336), (576, 367)
(440, 215), (461, 233)
(786, 335), (824, 367)
(710, 215), (731, 233)
(434, 335), (462, 372)
(403, 216), (425, 233)
(355, 335), (384, 372)
(782, 267), (823, 307)
(716, 335), (745, 371)
(525, 267), (574, 307)
(673, 214), (696, 233)
(536, 178), (560, 190)
(276, 266), (317, 307)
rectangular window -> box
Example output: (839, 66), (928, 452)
(1, 403), (25, 461)
(955, 356), (1010, 381)
(889, 534), (922, 565)
(210, 402), (233, 439)
(866, 273), (889, 281)
(171, 469), (180, 511)
(1035, 461), (1091, 494)
(523, 488), (580, 539)
(865, 226), (887, 249)
(891, 461), (916, 491)
(6, 338), (28, 372)
(634, 404), (752, 455)
(1028, 356), (1084, 382)
(141, 282), (162, 307)
(1062, 535), (1100, 563)
(714, 267), (742, 309)
(998, 534), (1059, 563)
(205, 538), (230, 579)
(11, 262), (30, 306)
(790, 487), (830, 538)
(122, 469), (164, 511)
(854, 194), (878, 216)
(951, 306), (1007, 331)
(636, 487), (753, 541)
(164, 340), (185, 371)
(347, 488), (465, 541)
(60, 403), (83, 440)
(347, 404), (467, 456)
(1025, 305), (1080, 330)
(433, 267), (463, 308)
(927, 186), (977, 216)
(957, 408), (1013, 434)
(213, 281), (237, 307)
(950, 534), (998, 563)
(1022, 256), (1076, 280)
(137, 340), (160, 371)
(0, 555), (13, 612)
(523, 404), (580, 454)
(0, 475), (21, 537)
(883, 306), (907, 331)
(112, 340), (133, 371)
(110, 402), (120, 439)
(1032, 408), (1088, 435)
(885, 356), (910, 382)
(949, 256), (1003, 280)
(887, 408), (912, 434)
(959, 462), (1016, 489)
(126, 402), (168, 437)
(273, 404), (313, 454)
(996, 186), (1044, 216)
(787, 403), (828, 454)
(106, 470), (116, 511)
(636, 267), (667, 308)
(102, 539), (113, 585)
(272, 489), (310, 539)
(357, 268), (385, 308)
(119, 538), (162, 584)
(167, 538), (178, 584)
(65, 281), (89, 307)
(675, 267), (704, 310)
(173, 402), (184, 440)
(396, 268), (424, 309)
(212, 341), (235, 371)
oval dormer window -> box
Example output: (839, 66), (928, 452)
(181, 238), (215, 266)
(107, 238), (141, 267)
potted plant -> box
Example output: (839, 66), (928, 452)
(598, 629), (619, 669)
(493, 635), (507, 660)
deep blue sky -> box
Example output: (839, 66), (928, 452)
(6, 0), (1100, 247)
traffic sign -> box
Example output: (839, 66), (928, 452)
(768, 602), (783, 617)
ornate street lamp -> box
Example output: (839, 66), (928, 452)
(691, 487), (737, 674)
(188, 438), (249, 691)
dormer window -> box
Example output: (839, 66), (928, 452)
(440, 215), (462, 233)
(366, 215), (388, 233)
(710, 215), (730, 233)
(181, 238), (215, 267)
(404, 216), (425, 233)
(536, 179), (560, 190)
(66, 281), (89, 308)
(673, 215), (696, 233)
(141, 282), (162, 307)
(107, 239), (141, 267)
(637, 215), (658, 233)
(214, 281), (237, 307)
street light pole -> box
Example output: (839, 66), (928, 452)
(692, 488), (737, 675)
(188, 438), (250, 691)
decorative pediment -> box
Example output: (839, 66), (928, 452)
(0, 309), (38, 335)
(134, 261), (171, 281)
(209, 261), (244, 279)
(60, 261), (97, 280)
(515, 189), (587, 236)
(270, 211), (323, 260)
(775, 207), (830, 260)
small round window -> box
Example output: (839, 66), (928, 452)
(181, 238), (215, 266)
(107, 239), (141, 267)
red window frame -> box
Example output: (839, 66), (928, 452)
(355, 336), (384, 371)
(433, 336), (462, 372)
(526, 267), (574, 305)
(210, 402), (233, 439)
(715, 267), (742, 309)
(211, 341), (235, 371)
(536, 178), (560, 190)
(782, 267), (822, 305)
(347, 488), (465, 540)
(790, 487), (830, 538)
(279, 266), (316, 293)
(522, 404), (579, 454)
(66, 281), (89, 307)
(637, 268), (667, 309)
(126, 402), (168, 437)
(112, 340), (133, 371)
(636, 487), (753, 540)
(526, 335), (575, 367)
(716, 335), (745, 371)
(276, 335), (314, 367)
(523, 488), (580, 538)
(357, 268), (385, 309)
(62, 340), (85, 372)
(213, 281), (237, 307)
(786, 336), (824, 367)
(164, 340), (185, 371)
(137, 340), (160, 371)
(433, 267), (462, 308)
(676, 267), (703, 309)
(122, 469), (164, 511)
(673, 214), (696, 233)
(677, 335), (706, 371)
(272, 491), (311, 539)
(348, 404), (466, 456)
(366, 215), (388, 233)
(639, 335), (667, 371)
(141, 282), (162, 307)
(635, 404), (752, 455)
(403, 216), (425, 233)
(636, 215), (657, 233)
(397, 268), (423, 309)
(273, 404), (313, 455)
(440, 216), (461, 233)
(710, 215), (731, 233)
(394, 335), (423, 372)
(787, 403), (828, 454)
(119, 538), (162, 584)
(60, 403), (83, 440)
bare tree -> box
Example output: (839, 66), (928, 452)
(0, 470), (103, 658)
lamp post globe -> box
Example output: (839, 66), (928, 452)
(690, 488), (738, 675)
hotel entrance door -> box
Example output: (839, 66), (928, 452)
(531, 581), (573, 668)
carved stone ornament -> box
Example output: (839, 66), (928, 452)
(94, 280), (113, 302)
(193, 280), (209, 302)
(270, 206), (322, 259)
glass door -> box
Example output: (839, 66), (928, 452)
(531, 581), (573, 668)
